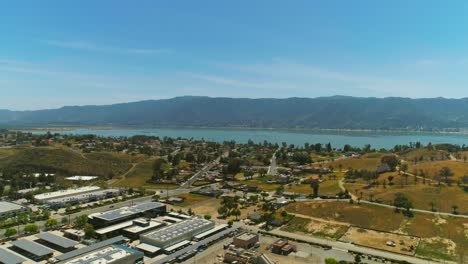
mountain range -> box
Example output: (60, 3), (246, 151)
(1, 96), (468, 130)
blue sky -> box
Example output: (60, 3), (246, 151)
(2, 1), (468, 110)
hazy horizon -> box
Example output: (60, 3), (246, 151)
(3, 95), (468, 112)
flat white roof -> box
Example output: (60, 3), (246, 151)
(144, 218), (213, 243)
(136, 243), (161, 253)
(91, 202), (165, 222)
(164, 240), (191, 251)
(123, 220), (165, 234)
(0, 201), (25, 214)
(168, 212), (191, 219)
(17, 187), (39, 194)
(96, 220), (134, 235)
(194, 224), (228, 239)
(46, 188), (120, 204)
(65, 245), (133, 264)
(34, 186), (101, 201)
(65, 176), (98, 181)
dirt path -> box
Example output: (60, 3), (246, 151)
(287, 212), (350, 226)
(338, 179), (358, 200)
(110, 157), (153, 185)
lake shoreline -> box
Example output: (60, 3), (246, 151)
(19, 126), (468, 149)
(17, 126), (468, 136)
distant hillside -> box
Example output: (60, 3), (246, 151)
(0, 146), (145, 177)
(2, 96), (468, 130)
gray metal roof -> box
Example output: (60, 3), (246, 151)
(93, 202), (165, 221)
(10, 239), (54, 257)
(0, 248), (26, 264)
(143, 218), (213, 242)
(55, 235), (127, 261)
(36, 232), (79, 248)
(0, 201), (25, 214)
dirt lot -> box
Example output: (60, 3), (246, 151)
(281, 215), (349, 240)
(340, 227), (420, 255)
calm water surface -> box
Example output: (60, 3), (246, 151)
(30, 128), (468, 149)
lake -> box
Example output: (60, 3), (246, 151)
(29, 128), (468, 149)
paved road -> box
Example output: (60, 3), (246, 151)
(267, 149), (279, 175)
(180, 152), (228, 189)
(358, 199), (468, 218)
(152, 183), (220, 198)
(265, 229), (448, 264)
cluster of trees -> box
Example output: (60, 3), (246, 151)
(217, 197), (241, 220)
(381, 155), (399, 171)
(150, 158), (176, 182)
(393, 193), (413, 216)
(3, 207), (83, 239)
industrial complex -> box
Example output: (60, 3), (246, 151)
(0, 201), (238, 264)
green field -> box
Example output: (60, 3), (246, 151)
(241, 175), (280, 191)
(175, 193), (212, 207)
(287, 180), (341, 196)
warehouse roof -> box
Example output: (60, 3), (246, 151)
(164, 240), (191, 251)
(96, 220), (134, 235)
(136, 243), (161, 253)
(11, 239), (54, 257)
(36, 232), (79, 249)
(64, 244), (141, 264)
(55, 236), (127, 261)
(194, 224), (228, 240)
(65, 176), (98, 181)
(34, 186), (101, 201)
(123, 220), (165, 234)
(0, 201), (25, 214)
(0, 248), (26, 264)
(92, 202), (165, 222)
(46, 189), (121, 204)
(144, 218), (213, 243)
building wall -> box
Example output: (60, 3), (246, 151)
(233, 235), (259, 249)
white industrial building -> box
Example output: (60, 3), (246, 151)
(65, 176), (98, 181)
(140, 217), (214, 249)
(63, 244), (143, 264)
(34, 186), (101, 202)
(0, 201), (29, 218)
(45, 188), (122, 207)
